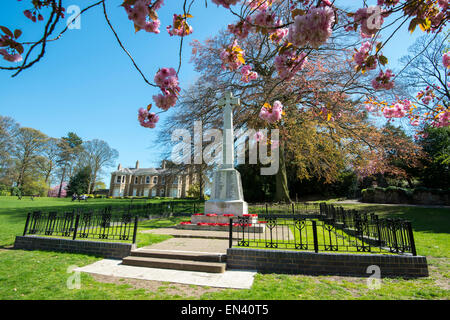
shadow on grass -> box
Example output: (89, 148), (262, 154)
(339, 204), (450, 234)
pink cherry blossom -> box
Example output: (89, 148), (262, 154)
(211, 0), (240, 9)
(371, 69), (395, 90)
(138, 107), (160, 128)
(228, 17), (252, 39)
(288, 6), (335, 48)
(167, 14), (193, 37)
(247, 0), (273, 11)
(259, 101), (283, 123)
(353, 41), (377, 70)
(269, 27), (288, 44)
(220, 40), (245, 71)
(254, 131), (264, 142)
(382, 102), (409, 118)
(152, 67), (180, 110)
(432, 110), (450, 127)
(240, 65), (258, 83)
(123, 0), (163, 34)
(0, 49), (22, 63)
(274, 49), (307, 80)
(252, 9), (282, 34)
(443, 51), (450, 69)
(354, 6), (384, 38)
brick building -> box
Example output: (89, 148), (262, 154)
(108, 160), (197, 198)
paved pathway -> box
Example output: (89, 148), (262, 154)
(142, 237), (229, 254)
(75, 259), (256, 289)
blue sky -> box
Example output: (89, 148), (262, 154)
(0, 1), (422, 185)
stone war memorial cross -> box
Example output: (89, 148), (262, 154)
(203, 91), (248, 216)
(180, 91), (263, 230)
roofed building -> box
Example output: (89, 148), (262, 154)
(108, 160), (197, 198)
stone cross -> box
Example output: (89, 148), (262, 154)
(218, 92), (240, 169)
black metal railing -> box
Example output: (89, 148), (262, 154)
(230, 203), (417, 256)
(23, 210), (138, 243)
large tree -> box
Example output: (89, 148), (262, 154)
(56, 132), (83, 197)
(81, 139), (119, 194)
(0, 116), (19, 187)
(66, 166), (91, 196)
(35, 137), (61, 186)
(13, 127), (48, 189)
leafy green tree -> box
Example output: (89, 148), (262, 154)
(13, 127), (48, 189)
(418, 126), (450, 189)
(66, 166), (91, 196)
(56, 132), (83, 197)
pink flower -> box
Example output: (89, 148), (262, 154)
(353, 41), (377, 70)
(138, 107), (160, 128)
(382, 102), (409, 119)
(254, 131), (264, 142)
(432, 110), (450, 127)
(288, 6), (335, 48)
(274, 49), (307, 80)
(269, 27), (288, 44)
(443, 51), (450, 69)
(354, 7), (384, 38)
(211, 0), (240, 9)
(247, 0), (272, 11)
(371, 69), (395, 90)
(167, 14), (193, 37)
(220, 40), (245, 71)
(228, 17), (252, 39)
(0, 50), (22, 63)
(240, 65), (258, 83)
(259, 101), (283, 123)
(123, 0), (162, 34)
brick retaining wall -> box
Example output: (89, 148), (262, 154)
(14, 236), (134, 259)
(227, 248), (428, 278)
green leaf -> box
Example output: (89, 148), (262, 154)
(408, 18), (419, 34)
(15, 43), (24, 55)
(375, 42), (382, 53)
(14, 29), (22, 39)
(0, 26), (13, 37)
(419, 18), (431, 32)
(379, 55), (388, 66)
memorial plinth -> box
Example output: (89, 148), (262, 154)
(175, 92), (264, 233)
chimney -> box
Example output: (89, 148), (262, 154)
(118, 163), (122, 170)
(135, 160), (140, 169)
(162, 160), (166, 169)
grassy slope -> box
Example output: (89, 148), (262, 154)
(0, 197), (448, 300)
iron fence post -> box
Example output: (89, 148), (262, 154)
(132, 215), (139, 244)
(72, 214), (80, 240)
(312, 220), (319, 253)
(23, 212), (31, 236)
(229, 218), (233, 249)
(406, 221), (417, 256)
(265, 203), (268, 215)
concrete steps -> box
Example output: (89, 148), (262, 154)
(121, 249), (227, 273)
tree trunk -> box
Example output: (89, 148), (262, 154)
(198, 164), (204, 200)
(58, 165), (66, 198)
(275, 143), (291, 203)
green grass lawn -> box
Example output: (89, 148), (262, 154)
(0, 196), (448, 300)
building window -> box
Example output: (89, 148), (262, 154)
(173, 176), (178, 184)
(146, 176), (150, 184)
(153, 176), (158, 184)
(161, 176), (165, 185)
(122, 176), (125, 183)
(116, 176), (121, 183)
(135, 177), (138, 184)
